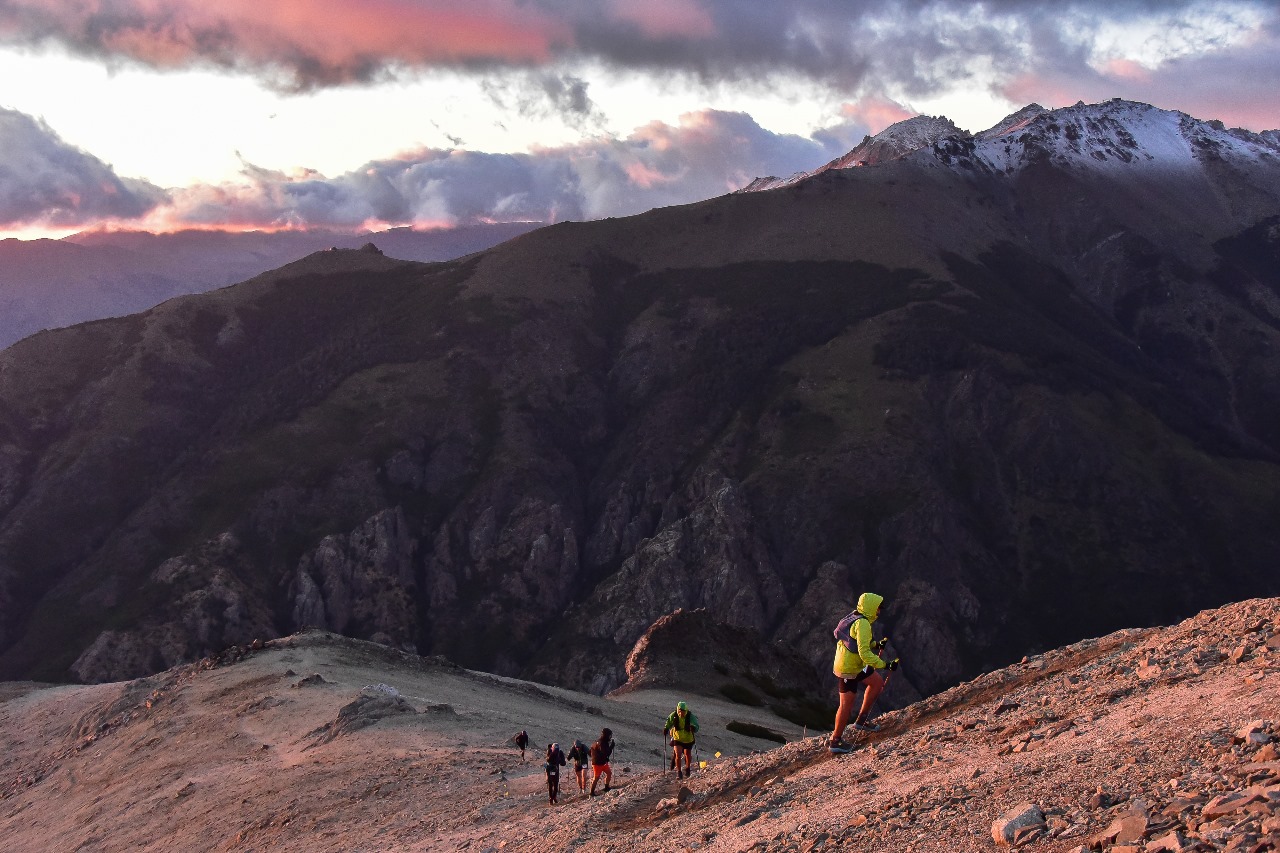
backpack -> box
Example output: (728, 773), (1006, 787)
(590, 740), (612, 765)
(833, 610), (864, 654)
(667, 711), (696, 733)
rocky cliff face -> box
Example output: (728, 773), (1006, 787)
(1, 101), (1279, 702)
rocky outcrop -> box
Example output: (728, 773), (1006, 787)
(291, 507), (418, 651)
(306, 684), (417, 746)
(423, 497), (585, 674)
(71, 533), (277, 682)
(614, 607), (824, 700)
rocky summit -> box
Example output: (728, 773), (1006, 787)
(1, 596), (1276, 852)
(1, 99), (1279, 703)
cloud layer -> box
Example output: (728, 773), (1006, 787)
(151, 109), (853, 230)
(0, 103), (867, 232)
(4, 2), (1279, 233)
(1, 0), (1276, 113)
(0, 107), (166, 228)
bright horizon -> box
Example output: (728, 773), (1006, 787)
(2, 1), (1278, 240)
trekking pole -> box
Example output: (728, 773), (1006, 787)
(870, 639), (895, 716)
(871, 658), (900, 718)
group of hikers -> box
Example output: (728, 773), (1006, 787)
(509, 699), (703, 805)
(511, 727), (615, 804)
(509, 590), (898, 804)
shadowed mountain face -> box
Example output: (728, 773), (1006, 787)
(0, 100), (1278, 699)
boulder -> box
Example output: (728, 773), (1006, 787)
(309, 689), (417, 745)
(1203, 792), (1254, 820)
(1091, 813), (1148, 847)
(991, 802), (1045, 846)
(1237, 721), (1274, 745)
(1146, 829), (1187, 852)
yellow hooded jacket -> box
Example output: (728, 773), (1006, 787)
(832, 592), (886, 677)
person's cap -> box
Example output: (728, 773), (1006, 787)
(676, 701), (688, 711)
(552, 742), (559, 749)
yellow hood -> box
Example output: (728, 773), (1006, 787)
(857, 592), (883, 621)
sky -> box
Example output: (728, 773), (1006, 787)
(1, 0), (1278, 239)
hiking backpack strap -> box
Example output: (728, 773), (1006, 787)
(834, 610), (864, 654)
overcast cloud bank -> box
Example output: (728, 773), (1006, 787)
(1, 105), (869, 231)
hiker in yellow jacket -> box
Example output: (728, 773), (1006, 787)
(828, 592), (894, 753)
(664, 701), (699, 778)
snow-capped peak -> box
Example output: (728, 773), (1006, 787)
(819, 114), (967, 172)
(965, 98), (1280, 176)
(974, 104), (1048, 140)
(738, 99), (1280, 193)
(736, 114), (967, 193)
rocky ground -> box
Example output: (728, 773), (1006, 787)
(2, 598), (1278, 852)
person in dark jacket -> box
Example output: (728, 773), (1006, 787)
(511, 729), (530, 762)
(589, 728), (614, 796)
(566, 739), (590, 795)
(544, 742), (566, 804)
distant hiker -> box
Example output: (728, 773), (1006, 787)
(828, 592), (897, 753)
(567, 739), (590, 795)
(544, 742), (566, 804)
(664, 701), (700, 778)
(512, 730), (530, 763)
(589, 727), (615, 796)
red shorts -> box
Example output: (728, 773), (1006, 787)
(592, 763), (611, 779)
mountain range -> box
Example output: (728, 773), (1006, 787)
(0, 222), (541, 350)
(0, 99), (1278, 703)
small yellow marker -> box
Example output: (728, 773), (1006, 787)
(714, 752), (721, 758)
(699, 760), (707, 769)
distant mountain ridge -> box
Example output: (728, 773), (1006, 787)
(741, 98), (1280, 193)
(1, 99), (1278, 704)
(0, 222), (541, 350)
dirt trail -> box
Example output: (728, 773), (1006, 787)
(2, 601), (1279, 852)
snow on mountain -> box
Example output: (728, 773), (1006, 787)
(819, 114), (966, 172)
(736, 172), (810, 193)
(740, 98), (1280, 193)
(966, 98), (1280, 177)
(734, 114), (965, 193)
(973, 103), (1048, 140)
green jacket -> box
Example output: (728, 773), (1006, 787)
(833, 592), (887, 676)
(664, 710), (699, 744)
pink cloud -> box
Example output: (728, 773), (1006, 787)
(624, 161), (679, 189)
(837, 96), (916, 135)
(607, 0), (716, 40)
(0, 0), (568, 87)
(1100, 58), (1153, 84)
(999, 73), (1095, 113)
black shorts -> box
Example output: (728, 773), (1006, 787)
(836, 667), (873, 693)
(670, 739), (693, 752)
